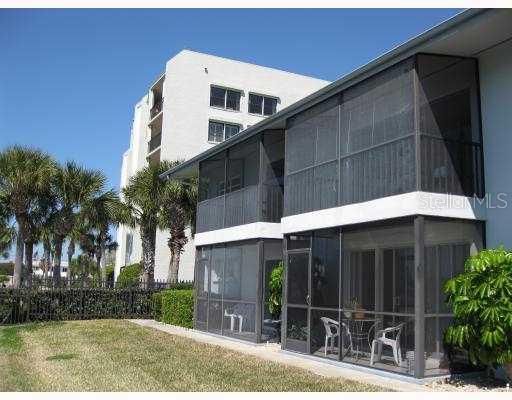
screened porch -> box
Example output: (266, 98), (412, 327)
(282, 216), (484, 378)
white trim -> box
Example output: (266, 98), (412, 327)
(281, 191), (487, 234)
(194, 222), (282, 246)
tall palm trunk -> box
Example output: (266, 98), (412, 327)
(53, 237), (64, 285)
(95, 246), (102, 283)
(140, 224), (156, 287)
(42, 239), (51, 280)
(167, 224), (187, 284)
(67, 239), (75, 282)
(13, 228), (24, 288)
(99, 241), (106, 282)
(24, 241), (34, 287)
(168, 246), (183, 284)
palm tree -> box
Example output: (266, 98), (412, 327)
(80, 190), (122, 281)
(51, 161), (105, 285)
(22, 189), (56, 286)
(39, 225), (54, 280)
(0, 146), (56, 287)
(159, 174), (197, 283)
(118, 161), (173, 284)
(0, 196), (15, 259)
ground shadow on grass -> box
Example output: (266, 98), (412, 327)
(0, 322), (65, 353)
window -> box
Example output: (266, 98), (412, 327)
(249, 93), (278, 116)
(124, 233), (133, 266)
(210, 86), (241, 111)
(208, 121), (241, 143)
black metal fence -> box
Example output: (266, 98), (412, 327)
(0, 279), (193, 325)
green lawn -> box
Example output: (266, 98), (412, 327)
(0, 319), (386, 391)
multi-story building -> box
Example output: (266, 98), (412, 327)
(115, 50), (330, 281)
(161, 9), (512, 380)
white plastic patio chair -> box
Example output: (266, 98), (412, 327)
(224, 309), (239, 331)
(370, 322), (405, 366)
(320, 317), (353, 356)
(224, 304), (247, 333)
(320, 317), (339, 356)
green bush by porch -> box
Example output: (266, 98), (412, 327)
(160, 289), (194, 328)
(444, 247), (512, 372)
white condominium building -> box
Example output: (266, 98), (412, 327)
(115, 49), (329, 281)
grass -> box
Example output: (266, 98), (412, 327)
(0, 319), (387, 392)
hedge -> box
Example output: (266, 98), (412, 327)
(0, 288), (156, 324)
(152, 291), (163, 321)
(116, 263), (142, 288)
(160, 289), (194, 328)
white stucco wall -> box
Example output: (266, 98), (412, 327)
(479, 39), (512, 249)
(116, 50), (329, 281)
(114, 96), (149, 278)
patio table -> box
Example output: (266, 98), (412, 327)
(347, 318), (379, 359)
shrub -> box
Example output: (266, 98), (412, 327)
(116, 263), (142, 288)
(0, 287), (156, 324)
(152, 291), (163, 321)
(105, 264), (115, 283)
(169, 281), (194, 291)
(161, 289), (194, 328)
(444, 247), (512, 368)
(0, 262), (14, 276)
(267, 261), (284, 318)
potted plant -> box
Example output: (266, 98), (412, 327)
(444, 247), (512, 380)
(350, 297), (365, 319)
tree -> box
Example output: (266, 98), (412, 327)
(22, 187), (56, 286)
(159, 173), (197, 283)
(39, 224), (54, 280)
(444, 247), (512, 378)
(69, 254), (98, 283)
(80, 190), (122, 281)
(0, 197), (15, 259)
(0, 146), (56, 287)
(51, 161), (105, 285)
(118, 161), (173, 284)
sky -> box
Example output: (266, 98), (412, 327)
(0, 8), (461, 192)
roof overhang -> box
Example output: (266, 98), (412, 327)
(161, 8), (512, 181)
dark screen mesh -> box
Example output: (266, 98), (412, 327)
(284, 55), (483, 217)
(417, 55), (483, 197)
(197, 132), (285, 232)
(195, 240), (263, 342)
(285, 59), (415, 216)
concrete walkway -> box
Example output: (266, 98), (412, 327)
(129, 319), (430, 392)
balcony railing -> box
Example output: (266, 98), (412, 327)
(150, 98), (163, 119)
(148, 132), (162, 153)
(196, 184), (284, 233)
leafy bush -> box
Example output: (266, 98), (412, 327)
(152, 291), (163, 321)
(116, 263), (142, 288)
(0, 262), (14, 276)
(444, 247), (512, 368)
(0, 274), (8, 284)
(0, 287), (156, 324)
(105, 264), (115, 283)
(161, 289), (194, 328)
(168, 281), (194, 291)
(267, 261), (284, 318)
(69, 255), (99, 281)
